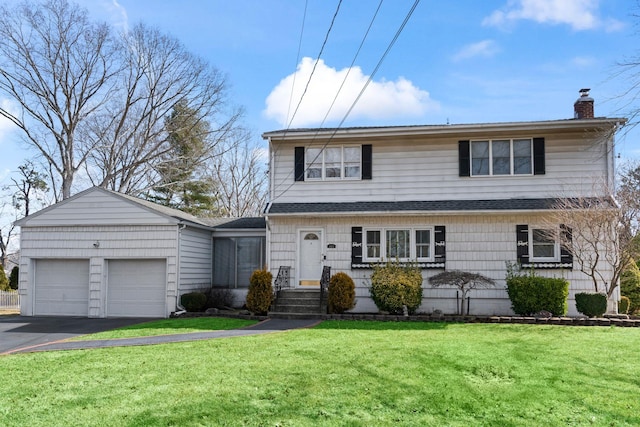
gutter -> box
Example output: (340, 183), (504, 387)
(174, 223), (187, 315)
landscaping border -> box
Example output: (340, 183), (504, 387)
(174, 311), (640, 327)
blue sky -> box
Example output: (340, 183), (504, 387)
(0, 0), (638, 190)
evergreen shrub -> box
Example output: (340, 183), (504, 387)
(327, 272), (356, 314)
(575, 292), (607, 318)
(246, 269), (273, 315)
(370, 262), (423, 314)
(205, 287), (235, 309)
(506, 265), (569, 316)
(9, 266), (18, 290)
(0, 265), (8, 291)
(180, 291), (207, 312)
(619, 296), (631, 315)
(621, 263), (640, 315)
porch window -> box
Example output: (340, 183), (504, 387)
(213, 237), (265, 288)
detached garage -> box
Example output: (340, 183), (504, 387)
(15, 187), (218, 318)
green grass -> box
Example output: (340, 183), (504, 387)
(1, 321), (639, 426)
(70, 317), (258, 340)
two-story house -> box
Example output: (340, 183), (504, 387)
(262, 90), (626, 316)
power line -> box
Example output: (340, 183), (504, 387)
(271, 0), (384, 196)
(285, 0), (343, 130)
(270, 0), (421, 202)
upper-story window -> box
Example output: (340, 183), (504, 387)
(470, 138), (533, 176)
(306, 146), (361, 180)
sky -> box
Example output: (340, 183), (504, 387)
(0, 0), (639, 195)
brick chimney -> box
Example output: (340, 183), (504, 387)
(574, 88), (594, 119)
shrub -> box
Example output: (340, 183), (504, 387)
(0, 265), (8, 291)
(328, 272), (356, 314)
(245, 269), (273, 315)
(9, 266), (18, 290)
(575, 292), (607, 318)
(370, 262), (423, 315)
(180, 291), (207, 312)
(621, 263), (640, 314)
(506, 266), (569, 316)
(619, 296), (631, 315)
(205, 287), (235, 309)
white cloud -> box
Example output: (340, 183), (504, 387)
(483, 0), (623, 31)
(263, 57), (439, 127)
(452, 40), (500, 62)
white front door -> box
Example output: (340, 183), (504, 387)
(298, 230), (323, 287)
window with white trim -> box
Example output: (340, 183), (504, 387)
(364, 227), (433, 262)
(306, 146), (361, 180)
(530, 227), (560, 262)
(471, 138), (532, 176)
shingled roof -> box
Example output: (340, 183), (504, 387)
(266, 197), (617, 215)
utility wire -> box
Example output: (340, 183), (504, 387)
(284, 0), (308, 127)
(271, 0), (421, 202)
(285, 0), (343, 130)
(272, 0), (384, 196)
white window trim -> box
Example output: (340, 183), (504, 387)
(470, 138), (533, 177)
(529, 227), (560, 262)
(305, 145), (362, 181)
(363, 227), (434, 263)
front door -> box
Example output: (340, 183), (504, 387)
(299, 230), (323, 287)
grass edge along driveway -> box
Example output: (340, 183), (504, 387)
(1, 321), (639, 426)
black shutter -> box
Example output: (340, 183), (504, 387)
(351, 227), (363, 265)
(294, 147), (305, 182)
(459, 140), (470, 177)
(533, 138), (545, 175)
(362, 144), (372, 180)
(560, 224), (573, 266)
(516, 225), (529, 265)
(434, 226), (446, 263)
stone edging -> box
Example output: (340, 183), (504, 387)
(175, 311), (640, 327)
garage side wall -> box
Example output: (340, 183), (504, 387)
(19, 225), (179, 318)
(178, 227), (213, 295)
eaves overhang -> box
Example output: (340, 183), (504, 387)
(265, 198), (617, 216)
(262, 118), (627, 141)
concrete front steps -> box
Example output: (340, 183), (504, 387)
(270, 288), (327, 318)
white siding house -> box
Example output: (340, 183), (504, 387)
(15, 187), (265, 318)
(263, 91), (626, 316)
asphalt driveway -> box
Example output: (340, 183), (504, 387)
(0, 315), (152, 354)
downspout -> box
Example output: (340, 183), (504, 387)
(174, 223), (187, 315)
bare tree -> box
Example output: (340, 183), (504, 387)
(210, 132), (268, 217)
(429, 270), (496, 315)
(83, 23), (241, 196)
(0, 0), (117, 200)
(546, 187), (640, 299)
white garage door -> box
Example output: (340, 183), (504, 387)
(34, 259), (90, 316)
(107, 259), (166, 317)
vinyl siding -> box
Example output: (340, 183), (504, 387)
(179, 227), (213, 293)
(268, 214), (613, 316)
(20, 189), (178, 226)
(19, 225), (179, 317)
(270, 129), (611, 203)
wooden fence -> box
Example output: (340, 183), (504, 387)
(0, 290), (19, 309)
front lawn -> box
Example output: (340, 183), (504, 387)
(70, 317), (258, 340)
(1, 321), (639, 426)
